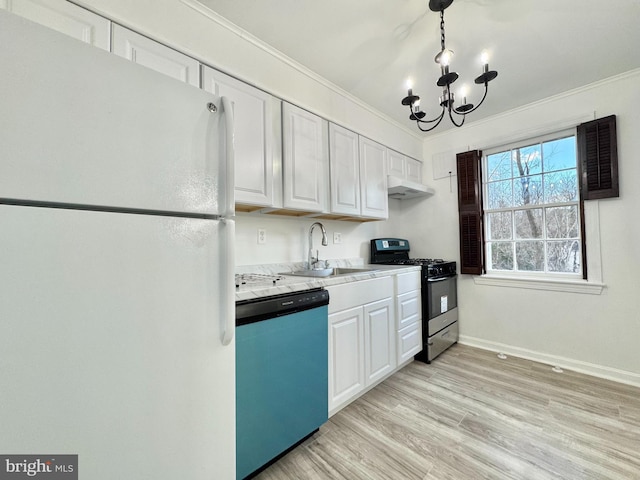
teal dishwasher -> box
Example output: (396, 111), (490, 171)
(235, 288), (329, 480)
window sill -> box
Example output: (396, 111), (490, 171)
(473, 274), (604, 295)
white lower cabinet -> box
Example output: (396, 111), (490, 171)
(329, 306), (365, 410)
(363, 298), (396, 384)
(327, 276), (396, 415)
(395, 271), (423, 364)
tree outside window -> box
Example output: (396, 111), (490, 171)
(483, 134), (582, 275)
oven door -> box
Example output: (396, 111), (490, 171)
(426, 275), (457, 320)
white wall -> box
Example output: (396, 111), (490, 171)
(234, 213), (390, 266)
(394, 70), (640, 383)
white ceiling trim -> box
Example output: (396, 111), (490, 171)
(181, 0), (423, 140)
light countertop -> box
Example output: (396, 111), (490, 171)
(235, 262), (420, 302)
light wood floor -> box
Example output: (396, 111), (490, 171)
(255, 344), (640, 480)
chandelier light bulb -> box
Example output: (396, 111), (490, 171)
(459, 84), (468, 103)
(480, 50), (489, 66)
(405, 78), (416, 97)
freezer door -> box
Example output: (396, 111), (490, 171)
(0, 11), (231, 216)
(0, 205), (235, 480)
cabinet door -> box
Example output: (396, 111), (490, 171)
(406, 157), (423, 183)
(329, 307), (365, 414)
(359, 137), (388, 219)
(387, 149), (406, 178)
(203, 67), (278, 207)
(111, 24), (199, 86)
(363, 298), (396, 385)
(329, 123), (360, 215)
(282, 103), (329, 212)
(1, 0), (110, 50)
(396, 290), (421, 330)
(398, 322), (422, 364)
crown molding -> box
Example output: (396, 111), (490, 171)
(180, 0), (423, 141)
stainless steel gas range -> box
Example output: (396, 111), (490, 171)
(370, 238), (458, 363)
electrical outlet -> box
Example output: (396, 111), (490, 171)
(257, 228), (266, 245)
(333, 232), (342, 244)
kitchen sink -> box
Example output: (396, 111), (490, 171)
(330, 267), (378, 275)
(281, 267), (378, 278)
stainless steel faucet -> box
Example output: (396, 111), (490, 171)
(308, 222), (328, 270)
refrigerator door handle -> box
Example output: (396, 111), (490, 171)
(220, 96), (235, 346)
(221, 217), (235, 346)
(221, 96), (235, 218)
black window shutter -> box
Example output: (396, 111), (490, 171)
(456, 150), (484, 275)
(577, 115), (619, 200)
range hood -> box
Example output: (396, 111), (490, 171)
(387, 175), (435, 200)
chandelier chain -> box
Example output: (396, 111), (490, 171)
(440, 10), (446, 52)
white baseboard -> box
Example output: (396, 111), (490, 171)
(458, 335), (640, 389)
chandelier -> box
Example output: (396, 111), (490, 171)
(401, 0), (498, 132)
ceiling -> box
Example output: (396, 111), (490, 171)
(196, 0), (640, 135)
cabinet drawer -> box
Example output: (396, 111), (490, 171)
(395, 270), (421, 295)
(327, 276), (393, 314)
(428, 307), (458, 335)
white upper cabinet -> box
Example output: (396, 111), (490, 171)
(406, 157), (423, 183)
(282, 102), (329, 213)
(387, 149), (406, 178)
(329, 123), (360, 216)
(359, 137), (388, 219)
(202, 67), (280, 208)
(111, 24), (199, 86)
(1, 0), (110, 50)
(388, 148), (423, 184)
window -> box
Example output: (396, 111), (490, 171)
(456, 115), (617, 294)
(483, 131), (582, 277)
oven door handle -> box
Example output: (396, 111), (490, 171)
(427, 275), (456, 283)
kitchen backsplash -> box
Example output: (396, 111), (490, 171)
(234, 209), (401, 266)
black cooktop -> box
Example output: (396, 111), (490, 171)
(370, 238), (456, 278)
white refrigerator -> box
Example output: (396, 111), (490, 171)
(0, 11), (236, 479)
